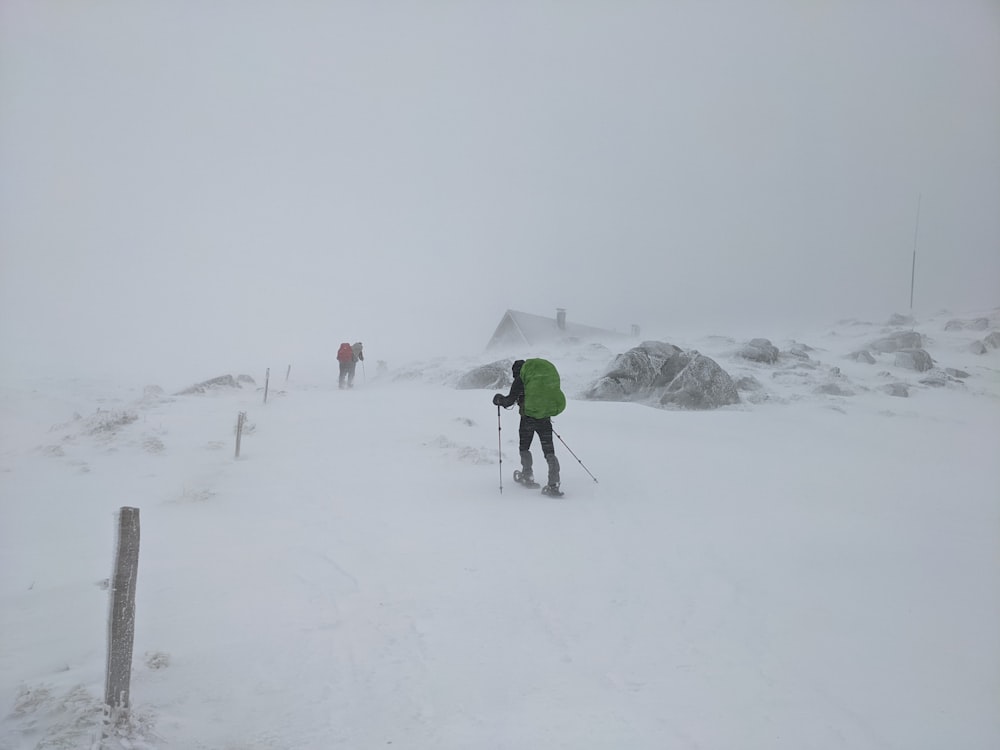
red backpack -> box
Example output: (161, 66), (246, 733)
(337, 343), (354, 363)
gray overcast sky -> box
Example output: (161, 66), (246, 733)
(1, 0), (998, 379)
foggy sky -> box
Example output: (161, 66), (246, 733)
(2, 0), (998, 380)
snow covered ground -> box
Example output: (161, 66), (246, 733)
(2, 309), (999, 749)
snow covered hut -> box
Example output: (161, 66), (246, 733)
(486, 308), (632, 350)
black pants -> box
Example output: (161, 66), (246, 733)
(519, 416), (560, 486)
(338, 361), (356, 387)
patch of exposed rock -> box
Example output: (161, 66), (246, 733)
(738, 338), (779, 364)
(583, 341), (739, 410)
(814, 382), (855, 396)
(894, 349), (934, 372)
(814, 367), (856, 396)
(945, 317), (989, 331)
(881, 383), (909, 397)
(870, 331), (922, 353)
(783, 341), (816, 362)
(847, 350), (876, 364)
(886, 313), (915, 326)
(969, 341), (988, 355)
(455, 360), (514, 390)
(736, 376), (764, 392)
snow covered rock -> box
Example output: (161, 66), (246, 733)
(815, 382), (854, 396)
(970, 340), (988, 355)
(887, 313), (915, 326)
(785, 342), (815, 361)
(583, 341), (738, 410)
(945, 317), (989, 331)
(985, 331), (1000, 349)
(657, 353), (741, 409)
(455, 360), (513, 390)
(175, 375), (243, 395)
(847, 350), (876, 364)
(870, 330), (922, 353)
(881, 382), (909, 397)
(735, 375), (764, 392)
(739, 338), (779, 364)
(894, 349), (934, 372)
(919, 372), (952, 387)
(583, 341), (681, 400)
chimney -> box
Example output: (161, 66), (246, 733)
(556, 308), (566, 330)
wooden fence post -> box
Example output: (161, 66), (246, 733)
(105, 506), (140, 723)
(285, 364), (291, 382)
(263, 368), (270, 404)
(235, 411), (246, 458)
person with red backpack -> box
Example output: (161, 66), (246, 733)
(337, 342), (360, 388)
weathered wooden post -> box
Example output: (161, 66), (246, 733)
(105, 506), (140, 724)
(285, 364), (291, 382)
(235, 411), (246, 458)
(263, 367), (270, 404)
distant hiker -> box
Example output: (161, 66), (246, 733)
(337, 342), (356, 389)
(351, 342), (364, 372)
(493, 358), (567, 496)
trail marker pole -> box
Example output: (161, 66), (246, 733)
(105, 507), (140, 725)
(263, 368), (270, 404)
(235, 411), (246, 458)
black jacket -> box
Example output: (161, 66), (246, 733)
(495, 375), (524, 410)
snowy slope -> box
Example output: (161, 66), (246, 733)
(1, 310), (999, 749)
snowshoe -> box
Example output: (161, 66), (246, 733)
(541, 484), (564, 497)
(513, 470), (540, 489)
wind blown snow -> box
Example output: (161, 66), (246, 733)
(1, 310), (999, 749)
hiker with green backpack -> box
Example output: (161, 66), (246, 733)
(493, 358), (567, 496)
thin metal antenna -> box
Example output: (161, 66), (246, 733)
(910, 193), (922, 312)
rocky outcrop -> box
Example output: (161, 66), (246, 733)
(583, 341), (739, 410)
(945, 317), (989, 331)
(887, 313), (915, 326)
(881, 383), (909, 397)
(583, 342), (681, 400)
(738, 338), (779, 364)
(847, 350), (876, 364)
(657, 353), (741, 409)
(870, 331), (922, 353)
(894, 349), (934, 372)
(455, 360), (513, 390)
(815, 382), (854, 396)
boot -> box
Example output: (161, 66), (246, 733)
(545, 453), (561, 488)
(514, 469), (538, 487)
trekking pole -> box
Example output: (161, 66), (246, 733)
(551, 422), (598, 483)
(497, 405), (503, 493)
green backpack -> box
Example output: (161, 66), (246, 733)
(519, 358), (566, 418)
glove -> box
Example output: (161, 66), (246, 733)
(492, 393), (504, 406)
